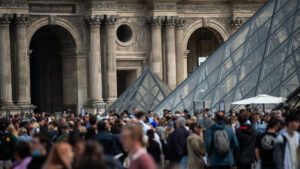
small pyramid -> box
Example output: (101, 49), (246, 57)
(154, 0), (300, 115)
(107, 68), (171, 114)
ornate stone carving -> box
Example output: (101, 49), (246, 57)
(175, 17), (186, 28)
(85, 15), (103, 26)
(178, 5), (229, 14)
(165, 16), (177, 27)
(117, 4), (150, 12)
(0, 0), (27, 8)
(148, 16), (164, 27)
(0, 14), (13, 25)
(48, 16), (57, 25)
(84, 1), (117, 10)
(234, 5), (262, 12)
(231, 17), (243, 28)
(15, 14), (29, 25)
(104, 15), (119, 26)
(152, 2), (176, 11)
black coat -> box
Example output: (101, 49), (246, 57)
(166, 127), (190, 162)
(236, 124), (257, 164)
(147, 139), (161, 164)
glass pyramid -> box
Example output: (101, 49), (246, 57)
(107, 68), (171, 113)
(154, 0), (300, 115)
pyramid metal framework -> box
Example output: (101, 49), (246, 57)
(107, 68), (171, 113)
(154, 0), (300, 115)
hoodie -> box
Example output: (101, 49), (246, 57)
(204, 120), (239, 167)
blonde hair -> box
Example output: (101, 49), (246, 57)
(124, 124), (146, 147)
(42, 143), (73, 169)
(8, 124), (18, 137)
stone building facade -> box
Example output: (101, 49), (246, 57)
(0, 0), (267, 114)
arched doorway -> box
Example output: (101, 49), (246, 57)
(187, 27), (223, 74)
(29, 25), (77, 113)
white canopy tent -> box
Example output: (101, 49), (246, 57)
(231, 94), (286, 112)
(232, 94), (286, 105)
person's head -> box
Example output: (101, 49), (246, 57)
(148, 111), (154, 117)
(135, 111), (146, 121)
(15, 141), (31, 161)
(121, 125), (145, 151)
(253, 111), (261, 122)
(146, 129), (155, 140)
(175, 117), (186, 128)
(30, 133), (50, 157)
(283, 106), (291, 116)
(0, 118), (9, 131)
(75, 141), (106, 169)
(285, 114), (300, 131)
(215, 111), (225, 122)
(189, 122), (202, 134)
(19, 127), (27, 136)
(97, 120), (106, 132)
(89, 115), (97, 126)
(238, 110), (250, 124)
(7, 123), (18, 137)
(43, 143), (74, 169)
(133, 107), (138, 114)
(61, 123), (70, 134)
(267, 117), (280, 131)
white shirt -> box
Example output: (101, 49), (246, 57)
(285, 133), (298, 169)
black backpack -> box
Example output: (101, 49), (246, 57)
(0, 131), (15, 160)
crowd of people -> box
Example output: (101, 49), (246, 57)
(0, 105), (300, 169)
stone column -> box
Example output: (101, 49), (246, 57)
(104, 15), (118, 103)
(15, 14), (30, 105)
(85, 15), (104, 104)
(183, 50), (190, 78)
(149, 16), (164, 79)
(165, 16), (177, 89)
(0, 14), (13, 106)
(175, 17), (186, 85)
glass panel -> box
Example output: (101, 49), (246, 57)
(107, 69), (171, 113)
(260, 40), (288, 80)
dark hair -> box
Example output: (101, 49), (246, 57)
(135, 111), (145, 120)
(215, 111), (225, 121)
(15, 141), (31, 159)
(32, 132), (51, 152)
(267, 117), (280, 130)
(89, 115), (97, 125)
(85, 127), (96, 140)
(146, 129), (155, 140)
(285, 114), (299, 126)
(189, 122), (202, 132)
(238, 110), (250, 123)
(0, 118), (9, 131)
(97, 120), (106, 131)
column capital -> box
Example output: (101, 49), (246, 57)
(175, 17), (186, 29)
(165, 16), (177, 28)
(148, 16), (164, 28)
(104, 15), (119, 26)
(0, 14), (13, 25)
(15, 14), (29, 25)
(85, 15), (103, 26)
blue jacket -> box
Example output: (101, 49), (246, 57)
(204, 120), (239, 167)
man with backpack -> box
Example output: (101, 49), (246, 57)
(205, 111), (239, 169)
(255, 118), (280, 169)
(273, 114), (300, 169)
(235, 110), (257, 169)
(0, 118), (16, 169)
